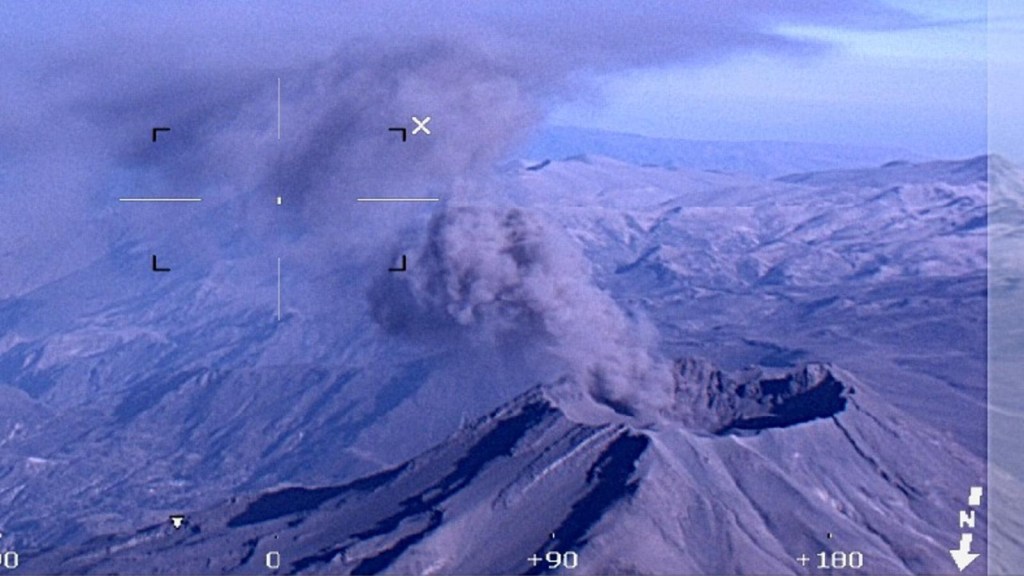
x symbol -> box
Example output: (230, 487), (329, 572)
(411, 116), (431, 135)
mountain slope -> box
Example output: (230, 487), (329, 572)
(25, 360), (999, 575)
(0, 154), (1009, 574)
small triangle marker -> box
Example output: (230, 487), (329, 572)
(170, 515), (185, 529)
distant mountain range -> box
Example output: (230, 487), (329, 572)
(518, 126), (929, 178)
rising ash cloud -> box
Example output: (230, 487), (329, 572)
(0, 1), (922, 416)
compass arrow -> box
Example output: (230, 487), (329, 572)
(949, 533), (980, 572)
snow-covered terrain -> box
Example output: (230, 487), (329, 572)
(2, 151), (1020, 574)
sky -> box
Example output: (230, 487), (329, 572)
(0, 0), (1017, 168)
(0, 1), (1011, 297)
(549, 0), (993, 158)
(989, 0), (1024, 163)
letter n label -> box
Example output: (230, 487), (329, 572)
(959, 510), (976, 529)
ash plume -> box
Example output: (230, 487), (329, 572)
(371, 205), (675, 424)
(0, 0), (925, 408)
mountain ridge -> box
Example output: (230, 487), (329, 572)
(23, 358), (995, 575)
(1, 153), (1012, 573)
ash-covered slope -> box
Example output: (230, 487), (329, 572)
(26, 359), (988, 575)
